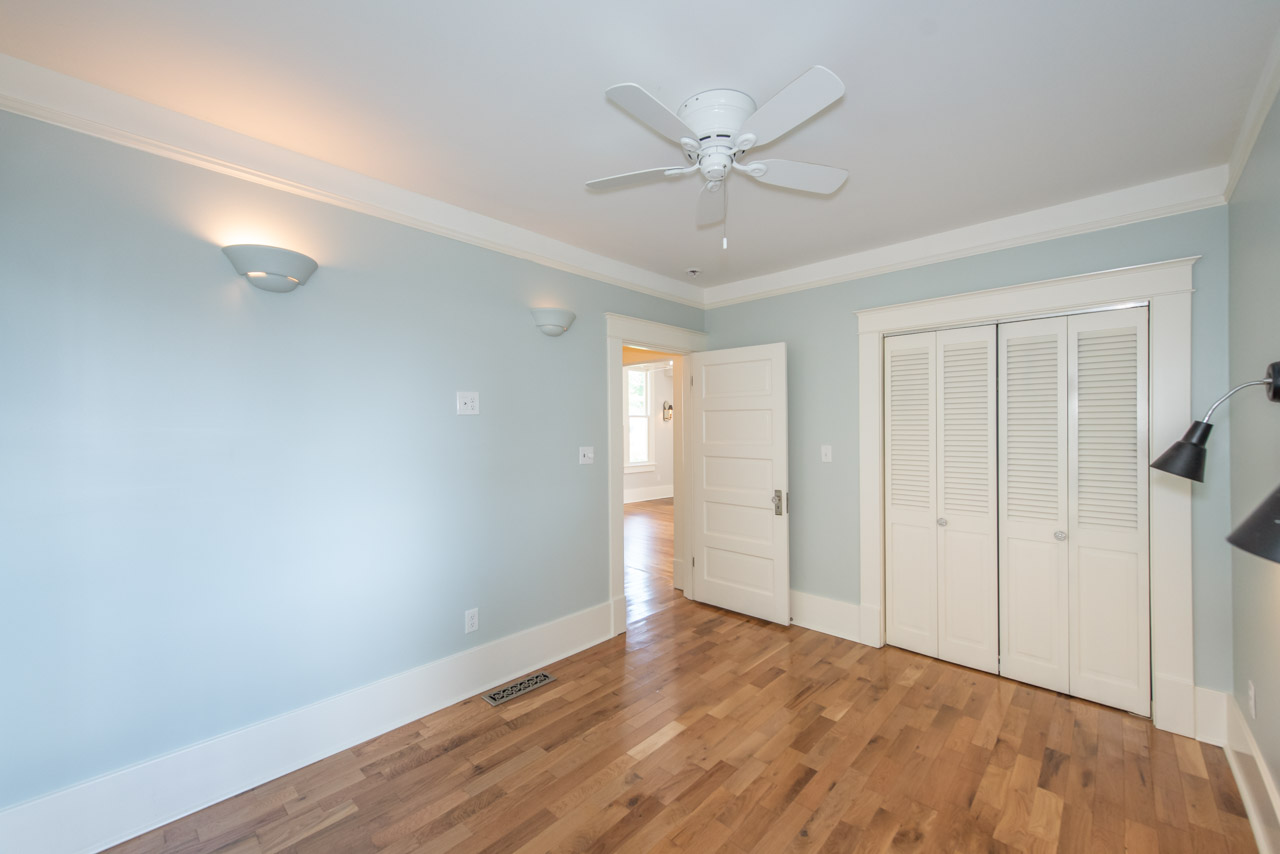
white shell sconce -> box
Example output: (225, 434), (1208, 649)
(531, 308), (576, 337)
(222, 244), (318, 293)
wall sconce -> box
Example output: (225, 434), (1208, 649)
(1152, 361), (1280, 481)
(1151, 359), (1280, 563)
(531, 308), (575, 337)
(222, 244), (318, 293)
(663, 401), (674, 422)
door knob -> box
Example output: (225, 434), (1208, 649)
(772, 490), (783, 516)
(937, 518), (948, 527)
(1054, 530), (1067, 541)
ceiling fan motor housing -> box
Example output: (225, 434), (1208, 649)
(677, 89), (757, 179)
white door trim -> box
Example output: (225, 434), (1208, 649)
(605, 314), (709, 636)
(857, 257), (1198, 736)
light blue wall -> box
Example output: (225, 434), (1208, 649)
(1228, 90), (1280, 782)
(705, 206), (1234, 692)
(0, 111), (701, 809)
(0, 102), (1243, 811)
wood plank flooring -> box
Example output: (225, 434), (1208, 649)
(104, 503), (1257, 853)
(624, 498), (680, 624)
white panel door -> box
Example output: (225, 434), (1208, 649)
(884, 332), (938, 657)
(1068, 308), (1151, 716)
(999, 317), (1070, 693)
(688, 343), (790, 624)
(935, 326), (998, 673)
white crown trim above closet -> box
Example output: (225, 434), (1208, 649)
(856, 257), (1197, 737)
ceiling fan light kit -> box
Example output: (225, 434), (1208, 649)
(587, 66), (849, 230)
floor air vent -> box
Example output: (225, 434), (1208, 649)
(481, 671), (556, 706)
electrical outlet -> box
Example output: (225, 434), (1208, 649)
(456, 392), (479, 415)
(821, 444), (833, 463)
(1249, 680), (1257, 719)
(465, 608), (478, 634)
(579, 446), (594, 464)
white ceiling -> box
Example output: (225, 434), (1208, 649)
(1, 1), (1278, 291)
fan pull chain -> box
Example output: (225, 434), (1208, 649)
(722, 183), (729, 250)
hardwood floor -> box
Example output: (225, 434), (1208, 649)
(624, 498), (680, 624)
(105, 515), (1257, 853)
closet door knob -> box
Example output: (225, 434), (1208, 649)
(1054, 530), (1067, 541)
(937, 518), (948, 527)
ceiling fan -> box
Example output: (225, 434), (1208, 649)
(587, 66), (849, 228)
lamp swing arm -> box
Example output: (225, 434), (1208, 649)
(1200, 378), (1271, 423)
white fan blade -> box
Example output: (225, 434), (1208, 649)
(739, 66), (845, 148)
(606, 83), (697, 144)
(747, 159), (848, 194)
(696, 181), (725, 226)
(586, 167), (685, 191)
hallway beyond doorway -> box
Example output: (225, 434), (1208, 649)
(623, 498), (680, 624)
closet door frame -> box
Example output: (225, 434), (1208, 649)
(857, 258), (1197, 738)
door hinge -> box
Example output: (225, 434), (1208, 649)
(692, 556), (695, 567)
(786, 492), (790, 513)
(690, 375), (694, 387)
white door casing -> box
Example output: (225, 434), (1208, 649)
(936, 326), (999, 673)
(884, 332), (939, 656)
(688, 343), (791, 624)
(999, 317), (1071, 693)
(605, 315), (708, 636)
(857, 258), (1194, 736)
(1067, 308), (1151, 716)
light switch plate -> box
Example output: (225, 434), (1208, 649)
(579, 446), (594, 464)
(821, 444), (833, 463)
(456, 391), (479, 415)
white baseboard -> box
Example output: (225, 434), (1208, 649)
(790, 591), (861, 643)
(611, 595), (627, 634)
(0, 601), (613, 854)
(1154, 674), (1198, 739)
(1226, 693), (1280, 854)
(1195, 687), (1229, 746)
(623, 485), (673, 504)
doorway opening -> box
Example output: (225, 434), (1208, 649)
(621, 347), (683, 625)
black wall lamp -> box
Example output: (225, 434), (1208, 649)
(1150, 360), (1280, 563)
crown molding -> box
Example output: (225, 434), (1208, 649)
(701, 167), (1227, 308)
(0, 54), (1236, 312)
(0, 54), (705, 308)
(1226, 25), (1280, 200)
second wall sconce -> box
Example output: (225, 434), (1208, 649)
(663, 401), (674, 421)
(223, 244), (318, 293)
(531, 308), (575, 337)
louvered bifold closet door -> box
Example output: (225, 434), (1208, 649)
(1068, 308), (1150, 716)
(935, 327), (998, 673)
(999, 317), (1070, 693)
(885, 332), (938, 657)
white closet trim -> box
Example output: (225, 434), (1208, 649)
(857, 257), (1197, 737)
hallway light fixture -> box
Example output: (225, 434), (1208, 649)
(531, 308), (575, 337)
(222, 244), (318, 293)
(1150, 361), (1280, 482)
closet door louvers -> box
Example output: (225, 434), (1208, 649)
(998, 317), (1071, 693)
(935, 326), (998, 673)
(1068, 308), (1150, 716)
(884, 332), (938, 657)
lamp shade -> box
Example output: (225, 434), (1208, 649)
(222, 244), (318, 292)
(1150, 421), (1212, 482)
(531, 308), (575, 337)
(1227, 483), (1280, 564)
